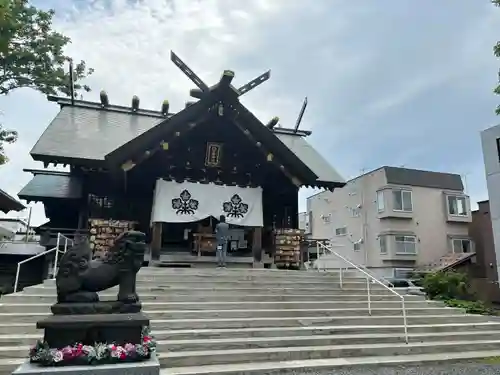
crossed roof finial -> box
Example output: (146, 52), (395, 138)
(170, 51), (271, 98)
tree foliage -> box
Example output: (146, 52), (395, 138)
(494, 0), (500, 114)
(0, 0), (94, 165)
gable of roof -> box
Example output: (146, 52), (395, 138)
(383, 166), (464, 191)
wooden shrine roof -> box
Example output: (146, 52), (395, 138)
(0, 188), (25, 213)
(18, 170), (82, 203)
(29, 51), (345, 190)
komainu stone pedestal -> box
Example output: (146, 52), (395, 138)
(11, 231), (157, 375)
(36, 313), (149, 348)
(12, 353), (160, 375)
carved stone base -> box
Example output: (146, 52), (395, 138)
(36, 313), (149, 349)
(51, 301), (142, 315)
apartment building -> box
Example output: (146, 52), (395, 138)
(306, 166), (472, 278)
(481, 124), (500, 282)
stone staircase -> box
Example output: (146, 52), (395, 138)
(1, 267), (500, 374)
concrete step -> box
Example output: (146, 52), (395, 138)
(158, 349), (500, 375)
(0, 313), (488, 329)
(1, 331), (500, 360)
(1, 322), (500, 347)
(0, 301), (440, 313)
(138, 269), (381, 280)
(149, 315), (490, 330)
(134, 273), (365, 280)
(126, 307), (465, 319)
(159, 339), (500, 367)
(0, 307), (467, 323)
(0, 358), (23, 375)
(41, 279), (376, 289)
(163, 330), (500, 351)
(155, 322), (500, 340)
(23, 285), (394, 295)
(0, 293), (426, 303)
(139, 272), (359, 280)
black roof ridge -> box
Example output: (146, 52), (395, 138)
(47, 95), (173, 119)
(46, 96), (311, 137)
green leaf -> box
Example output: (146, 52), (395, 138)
(0, 0), (94, 165)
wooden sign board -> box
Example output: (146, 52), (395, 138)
(88, 219), (136, 258)
(205, 142), (222, 167)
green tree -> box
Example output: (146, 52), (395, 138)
(494, 0), (500, 114)
(0, 0), (94, 164)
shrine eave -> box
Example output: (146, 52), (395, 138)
(0, 188), (25, 213)
(18, 170), (83, 203)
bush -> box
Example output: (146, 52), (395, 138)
(444, 299), (494, 315)
(423, 270), (469, 300)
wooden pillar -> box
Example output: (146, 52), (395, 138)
(252, 227), (263, 267)
(151, 222), (162, 261)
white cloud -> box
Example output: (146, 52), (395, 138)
(1, 0), (499, 227)
(0, 0), (344, 224)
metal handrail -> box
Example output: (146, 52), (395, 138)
(316, 241), (408, 343)
(53, 233), (73, 277)
(313, 239), (395, 287)
(13, 233), (74, 293)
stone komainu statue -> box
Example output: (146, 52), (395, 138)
(55, 231), (147, 304)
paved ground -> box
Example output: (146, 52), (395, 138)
(268, 362), (500, 375)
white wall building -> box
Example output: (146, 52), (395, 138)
(306, 166), (472, 278)
(481, 124), (500, 282)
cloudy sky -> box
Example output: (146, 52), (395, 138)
(0, 0), (499, 225)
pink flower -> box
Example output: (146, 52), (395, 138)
(61, 346), (74, 360)
(124, 343), (136, 352)
(74, 343), (84, 357)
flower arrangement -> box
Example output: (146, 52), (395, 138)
(29, 326), (156, 366)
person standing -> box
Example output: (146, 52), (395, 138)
(215, 215), (230, 268)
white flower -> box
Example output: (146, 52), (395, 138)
(52, 350), (64, 363)
(82, 345), (96, 358)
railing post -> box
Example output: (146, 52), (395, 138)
(13, 263), (21, 293)
(53, 234), (61, 279)
(402, 297), (408, 344)
(339, 267), (343, 289)
(366, 277), (372, 315)
(316, 242), (320, 271)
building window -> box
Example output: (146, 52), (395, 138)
(376, 191), (385, 212)
(496, 138), (500, 162)
(393, 190), (413, 212)
(379, 235), (387, 254)
(353, 242), (361, 251)
(335, 227), (347, 236)
(395, 235), (417, 254)
(350, 207), (361, 217)
(393, 268), (413, 279)
(447, 195), (467, 216)
(452, 238), (472, 253)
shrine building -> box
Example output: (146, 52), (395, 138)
(18, 52), (345, 266)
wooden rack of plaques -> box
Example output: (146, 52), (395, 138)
(274, 228), (304, 270)
(88, 219), (136, 259)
